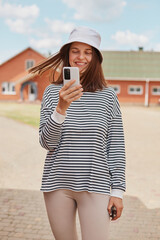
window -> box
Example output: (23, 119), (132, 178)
(152, 86), (160, 95)
(110, 85), (120, 94)
(2, 82), (16, 95)
(128, 85), (143, 95)
(26, 60), (35, 70)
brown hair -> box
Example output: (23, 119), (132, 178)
(29, 43), (107, 92)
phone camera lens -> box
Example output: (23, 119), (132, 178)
(64, 68), (70, 80)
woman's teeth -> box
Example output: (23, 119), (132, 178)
(76, 62), (86, 66)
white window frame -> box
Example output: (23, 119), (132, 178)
(152, 86), (160, 95)
(25, 59), (35, 70)
(2, 82), (16, 95)
(109, 85), (120, 94)
(128, 85), (143, 95)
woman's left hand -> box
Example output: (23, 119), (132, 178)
(107, 196), (124, 221)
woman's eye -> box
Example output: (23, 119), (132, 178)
(86, 52), (92, 55)
(72, 51), (79, 54)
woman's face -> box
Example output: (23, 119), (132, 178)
(69, 42), (92, 73)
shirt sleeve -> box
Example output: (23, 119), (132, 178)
(111, 189), (124, 199)
(107, 92), (126, 193)
(39, 87), (64, 150)
(51, 109), (66, 124)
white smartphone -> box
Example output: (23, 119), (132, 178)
(63, 67), (80, 87)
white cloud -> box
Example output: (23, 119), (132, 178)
(28, 19), (76, 51)
(30, 37), (62, 49)
(5, 18), (33, 34)
(0, 2), (39, 19)
(45, 19), (75, 34)
(111, 30), (149, 47)
(62, 0), (126, 22)
(0, 1), (39, 34)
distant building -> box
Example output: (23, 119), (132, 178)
(0, 47), (48, 101)
(103, 48), (160, 106)
(0, 47), (160, 106)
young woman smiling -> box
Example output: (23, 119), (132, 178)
(69, 42), (92, 72)
(29, 26), (126, 240)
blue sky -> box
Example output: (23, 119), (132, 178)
(0, 0), (160, 63)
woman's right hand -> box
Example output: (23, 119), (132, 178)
(56, 80), (83, 115)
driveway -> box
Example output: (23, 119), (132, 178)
(0, 106), (160, 208)
(0, 105), (160, 239)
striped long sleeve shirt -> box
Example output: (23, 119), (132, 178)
(39, 84), (126, 197)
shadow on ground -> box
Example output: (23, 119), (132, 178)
(0, 189), (159, 240)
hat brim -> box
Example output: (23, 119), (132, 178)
(60, 40), (103, 63)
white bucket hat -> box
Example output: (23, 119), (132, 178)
(61, 26), (103, 63)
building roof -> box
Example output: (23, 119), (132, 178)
(102, 50), (160, 79)
(1, 47), (160, 82)
(0, 47), (46, 67)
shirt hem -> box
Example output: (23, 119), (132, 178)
(40, 187), (111, 197)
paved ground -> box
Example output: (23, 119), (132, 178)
(0, 105), (160, 239)
(0, 189), (160, 240)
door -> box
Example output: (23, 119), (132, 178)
(29, 84), (36, 101)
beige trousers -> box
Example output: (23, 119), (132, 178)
(43, 189), (110, 240)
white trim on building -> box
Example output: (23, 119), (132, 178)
(2, 82), (16, 95)
(25, 59), (35, 70)
(109, 85), (121, 94)
(128, 85), (143, 95)
(152, 86), (160, 95)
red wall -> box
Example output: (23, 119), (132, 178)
(149, 82), (160, 104)
(0, 47), (160, 105)
(108, 80), (160, 105)
(0, 48), (46, 101)
(0, 48), (45, 82)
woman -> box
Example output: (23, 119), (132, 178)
(29, 26), (126, 240)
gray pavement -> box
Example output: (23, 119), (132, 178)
(0, 189), (160, 240)
(0, 105), (160, 239)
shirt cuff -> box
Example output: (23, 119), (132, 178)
(110, 189), (124, 199)
(51, 108), (66, 124)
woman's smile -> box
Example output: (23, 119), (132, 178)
(69, 42), (92, 72)
(74, 61), (87, 66)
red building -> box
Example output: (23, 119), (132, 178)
(103, 49), (160, 106)
(0, 47), (48, 101)
(0, 47), (160, 106)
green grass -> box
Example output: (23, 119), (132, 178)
(0, 102), (41, 127)
(0, 102), (159, 128)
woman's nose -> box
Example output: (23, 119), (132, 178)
(78, 52), (85, 59)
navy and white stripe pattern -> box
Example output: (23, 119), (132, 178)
(39, 84), (126, 195)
